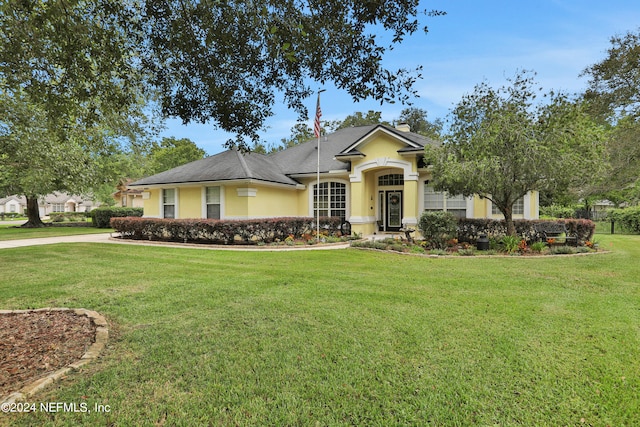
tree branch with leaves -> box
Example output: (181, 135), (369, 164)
(426, 71), (607, 236)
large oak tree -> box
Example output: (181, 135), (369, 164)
(141, 0), (444, 148)
(0, 0), (151, 226)
(1, 1), (443, 225)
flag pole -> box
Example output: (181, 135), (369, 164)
(315, 89), (325, 242)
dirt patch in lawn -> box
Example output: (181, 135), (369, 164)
(0, 310), (96, 398)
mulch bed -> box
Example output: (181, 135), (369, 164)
(0, 311), (96, 398)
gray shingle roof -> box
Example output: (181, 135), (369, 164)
(0, 195), (23, 204)
(270, 124), (439, 175)
(130, 125), (439, 187)
(130, 149), (300, 187)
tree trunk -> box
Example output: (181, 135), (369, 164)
(503, 205), (516, 237)
(21, 195), (45, 228)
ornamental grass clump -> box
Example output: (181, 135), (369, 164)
(501, 235), (520, 253)
(530, 241), (547, 253)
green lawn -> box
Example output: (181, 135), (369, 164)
(1, 235), (639, 426)
(0, 225), (112, 241)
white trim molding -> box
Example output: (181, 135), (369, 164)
(341, 126), (423, 154)
(350, 158), (419, 183)
(349, 215), (376, 224)
(236, 188), (257, 197)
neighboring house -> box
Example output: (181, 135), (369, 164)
(589, 200), (615, 221)
(0, 193), (100, 217)
(113, 180), (145, 208)
(129, 124), (539, 236)
(0, 196), (23, 215)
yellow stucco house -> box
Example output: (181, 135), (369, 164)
(129, 124), (538, 235)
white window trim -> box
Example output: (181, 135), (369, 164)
(160, 188), (178, 219)
(489, 194), (530, 218)
(308, 178), (350, 219)
(418, 179), (472, 218)
(201, 185), (225, 219)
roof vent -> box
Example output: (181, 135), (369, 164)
(395, 123), (410, 132)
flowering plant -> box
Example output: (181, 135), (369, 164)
(518, 239), (528, 253)
(585, 240), (598, 249)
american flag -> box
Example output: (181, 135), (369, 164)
(314, 93), (322, 138)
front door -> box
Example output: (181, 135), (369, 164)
(386, 190), (403, 232)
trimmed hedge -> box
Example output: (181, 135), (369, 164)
(0, 212), (24, 219)
(457, 218), (595, 244)
(91, 207), (143, 228)
(539, 204), (577, 219)
(50, 212), (90, 222)
(48, 221), (94, 228)
(110, 216), (344, 244)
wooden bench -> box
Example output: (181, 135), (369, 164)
(534, 222), (578, 246)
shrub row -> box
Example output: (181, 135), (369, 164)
(110, 216), (344, 244)
(456, 218), (596, 244)
(539, 204), (578, 219)
(91, 207), (143, 228)
(607, 207), (640, 234)
(49, 212), (90, 222)
(48, 221), (94, 228)
(0, 212), (24, 219)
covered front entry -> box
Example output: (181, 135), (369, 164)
(349, 158), (419, 236)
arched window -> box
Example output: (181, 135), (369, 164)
(313, 182), (346, 220)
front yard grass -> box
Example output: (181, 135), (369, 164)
(1, 234), (638, 426)
(0, 225), (112, 241)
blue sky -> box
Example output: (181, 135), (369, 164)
(160, 0), (640, 155)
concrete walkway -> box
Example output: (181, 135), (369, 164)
(0, 233), (351, 251)
(0, 233), (113, 249)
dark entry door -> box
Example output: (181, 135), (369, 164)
(386, 190), (402, 232)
